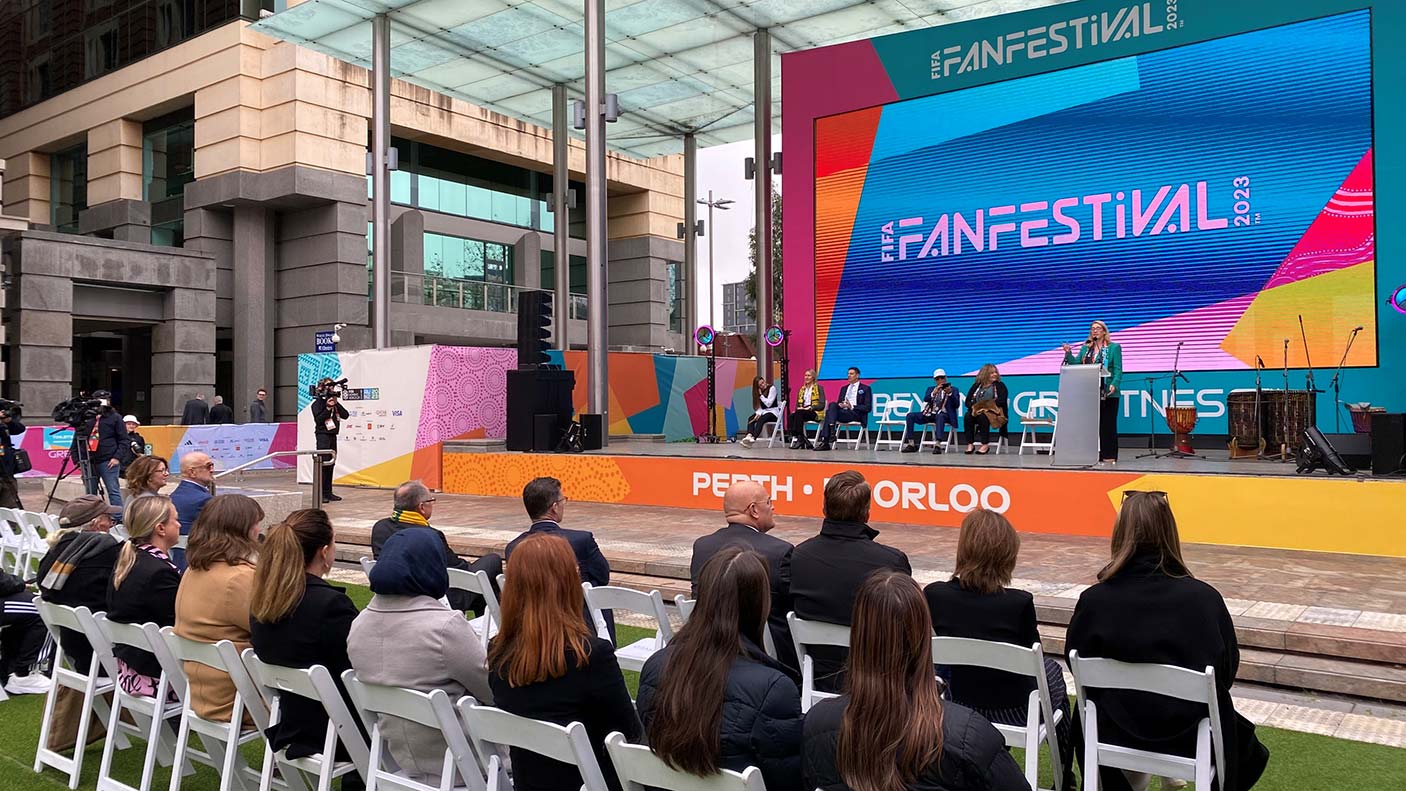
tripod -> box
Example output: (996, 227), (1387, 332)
(44, 431), (102, 511)
(1134, 373), (1173, 459)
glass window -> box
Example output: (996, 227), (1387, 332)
(667, 260), (684, 333)
(390, 170), (412, 204)
(440, 178), (467, 217)
(50, 144), (88, 234)
(143, 108), (195, 203)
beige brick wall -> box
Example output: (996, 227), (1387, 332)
(0, 152), (50, 225)
(87, 119), (144, 205)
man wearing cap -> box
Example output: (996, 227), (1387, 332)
(900, 369), (959, 454)
(34, 495), (123, 673)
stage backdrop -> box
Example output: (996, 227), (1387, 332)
(784, 0), (1406, 436)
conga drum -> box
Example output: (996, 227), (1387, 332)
(1164, 406), (1198, 455)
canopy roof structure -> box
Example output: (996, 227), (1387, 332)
(253, 0), (1063, 158)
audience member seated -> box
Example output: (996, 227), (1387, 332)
(486, 533), (642, 791)
(370, 480), (502, 615)
(174, 494), (263, 722)
(788, 471), (910, 692)
(348, 527), (495, 787)
(690, 479), (797, 670)
(802, 570), (1028, 791)
(250, 509), (364, 775)
(506, 476), (612, 638)
(171, 452), (216, 536)
(36, 494), (123, 673)
(124, 455), (171, 501)
(1, 568), (48, 695)
(924, 509), (1074, 791)
(106, 495), (182, 698)
(639, 546), (803, 791)
(1067, 491), (1269, 791)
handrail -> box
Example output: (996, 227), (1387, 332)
(214, 449), (335, 479)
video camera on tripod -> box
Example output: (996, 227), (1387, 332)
(308, 378), (351, 399)
(0, 397), (22, 420)
(52, 393), (105, 428)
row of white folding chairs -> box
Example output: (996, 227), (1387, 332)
(0, 507), (60, 577)
(783, 611), (1224, 791)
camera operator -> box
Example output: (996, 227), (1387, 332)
(72, 390), (129, 509)
(310, 378), (349, 503)
(0, 401), (26, 509)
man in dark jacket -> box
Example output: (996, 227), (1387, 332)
(72, 391), (128, 508)
(814, 367), (872, 451)
(35, 495), (122, 673)
(208, 395), (234, 424)
(249, 389), (269, 423)
(788, 470), (911, 692)
(310, 388), (349, 502)
(506, 476), (612, 638)
(0, 568), (48, 694)
(370, 480), (502, 615)
(0, 404), (26, 509)
(180, 394), (209, 425)
(690, 479), (797, 671)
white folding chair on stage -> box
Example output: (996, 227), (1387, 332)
(786, 612), (851, 712)
(359, 557), (377, 577)
(872, 399), (911, 451)
(604, 731), (766, 791)
(92, 615), (184, 791)
(33, 600), (131, 789)
(447, 568), (501, 651)
(674, 595), (776, 660)
(160, 628), (305, 791)
(242, 650), (369, 791)
(1069, 651), (1225, 791)
(1020, 398), (1058, 455)
(931, 637), (1063, 791)
(755, 420), (783, 448)
(583, 583), (673, 673)
(457, 700), (611, 791)
(342, 670), (488, 791)
(832, 419), (870, 450)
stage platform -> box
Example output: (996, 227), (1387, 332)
(441, 439), (1406, 558)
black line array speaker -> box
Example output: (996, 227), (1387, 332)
(1371, 413), (1406, 476)
(506, 368), (575, 451)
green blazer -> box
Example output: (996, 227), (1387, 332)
(1064, 342), (1123, 394)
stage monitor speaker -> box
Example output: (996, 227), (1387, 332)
(1370, 413), (1406, 476)
(1297, 426), (1354, 475)
(579, 413), (605, 451)
(516, 290), (553, 368)
(506, 368), (575, 451)
(532, 414), (560, 452)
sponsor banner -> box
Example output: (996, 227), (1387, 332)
(15, 423), (296, 476)
(442, 452), (1406, 558)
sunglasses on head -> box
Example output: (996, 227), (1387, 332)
(1121, 490), (1168, 501)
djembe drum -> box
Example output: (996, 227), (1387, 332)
(1165, 406), (1198, 455)
(1226, 390), (1266, 459)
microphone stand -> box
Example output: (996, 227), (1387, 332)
(1280, 339), (1290, 462)
(1134, 373), (1169, 459)
(1167, 341), (1200, 458)
(1252, 355), (1275, 460)
(1327, 328), (1361, 434)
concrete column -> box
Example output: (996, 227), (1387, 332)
(86, 119), (144, 207)
(10, 264), (75, 411)
(606, 236), (685, 350)
(584, 0), (609, 434)
(682, 133), (698, 351)
(370, 14), (392, 349)
(152, 287), (218, 424)
(183, 208), (235, 329)
(515, 231), (542, 290)
(551, 84), (571, 350)
(233, 206), (276, 421)
(1, 153), (51, 226)
(391, 210), (425, 304)
(753, 29), (774, 373)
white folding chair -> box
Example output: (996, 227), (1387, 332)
(91, 615), (183, 791)
(359, 557), (377, 577)
(0, 506), (39, 574)
(1069, 651), (1226, 791)
(786, 612), (851, 712)
(33, 599), (131, 789)
(603, 731), (766, 791)
(242, 650), (370, 791)
(17, 510), (56, 577)
(583, 584), (673, 674)
(160, 628), (305, 791)
(447, 568), (501, 652)
(756, 420), (782, 448)
(1020, 398), (1058, 455)
(341, 670), (488, 791)
(931, 637), (1063, 791)
(833, 420), (869, 450)
(457, 700), (611, 791)
(673, 595), (776, 660)
(872, 399), (910, 451)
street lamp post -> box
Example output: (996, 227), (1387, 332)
(697, 189), (734, 328)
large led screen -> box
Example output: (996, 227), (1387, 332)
(813, 10), (1375, 379)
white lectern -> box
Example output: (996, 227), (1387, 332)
(1052, 363), (1102, 467)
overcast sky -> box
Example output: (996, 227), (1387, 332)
(693, 136), (781, 329)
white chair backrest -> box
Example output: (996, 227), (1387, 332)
(583, 585), (674, 644)
(71, 605), (122, 681)
(787, 612), (851, 652)
(1024, 397), (1059, 420)
(160, 627), (272, 730)
(877, 398), (910, 421)
(447, 568), (501, 619)
(931, 636), (1041, 676)
(359, 557), (376, 577)
(603, 732), (765, 791)
(36, 596), (87, 634)
(674, 595), (695, 622)
(457, 701), (610, 791)
(241, 649), (370, 776)
(19, 510), (53, 544)
(341, 670), (487, 791)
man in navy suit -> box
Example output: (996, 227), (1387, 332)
(506, 476), (613, 637)
(815, 366), (872, 451)
(901, 368), (959, 454)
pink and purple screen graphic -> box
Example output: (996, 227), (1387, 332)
(813, 10), (1376, 379)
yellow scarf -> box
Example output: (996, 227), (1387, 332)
(392, 509), (430, 526)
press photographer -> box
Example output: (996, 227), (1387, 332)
(310, 377), (349, 503)
(0, 398), (26, 509)
(64, 390), (129, 508)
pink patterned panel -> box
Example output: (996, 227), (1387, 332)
(414, 347), (517, 450)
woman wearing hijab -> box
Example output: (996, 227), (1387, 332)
(347, 527), (494, 786)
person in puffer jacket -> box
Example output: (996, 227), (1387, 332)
(637, 546), (803, 791)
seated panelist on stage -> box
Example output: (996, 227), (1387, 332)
(900, 368), (959, 454)
(813, 367), (871, 451)
(739, 376), (782, 449)
(964, 363), (1010, 455)
(787, 369), (825, 450)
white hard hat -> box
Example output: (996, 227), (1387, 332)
(123, 415), (140, 425)
(932, 368), (947, 379)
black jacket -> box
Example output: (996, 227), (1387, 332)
(691, 522), (797, 671)
(802, 695), (1029, 791)
(372, 517), (478, 612)
(74, 409), (130, 464)
(311, 397), (349, 437)
(789, 519), (911, 691)
(249, 575), (362, 759)
(637, 637), (804, 791)
(209, 404), (234, 424)
(123, 431), (147, 469)
(507, 520), (613, 638)
(106, 546), (181, 679)
(924, 579), (1039, 712)
(1066, 552), (1268, 791)
(0, 415), (25, 476)
(36, 531), (121, 672)
(180, 399), (209, 426)
(964, 381), (1010, 437)
(250, 399), (269, 423)
(487, 636), (642, 791)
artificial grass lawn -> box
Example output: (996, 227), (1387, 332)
(3, 583), (1401, 791)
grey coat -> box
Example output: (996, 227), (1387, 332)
(348, 594), (494, 783)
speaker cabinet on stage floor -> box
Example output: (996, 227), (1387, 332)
(1371, 413), (1406, 476)
(579, 413), (604, 451)
(506, 369), (575, 451)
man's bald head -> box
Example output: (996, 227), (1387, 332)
(723, 480), (775, 532)
(181, 452), (214, 483)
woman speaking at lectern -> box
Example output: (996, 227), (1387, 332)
(1062, 320), (1123, 464)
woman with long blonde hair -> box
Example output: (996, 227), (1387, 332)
(963, 364), (1009, 455)
(787, 369), (825, 449)
(105, 494), (181, 698)
(1062, 320), (1124, 463)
